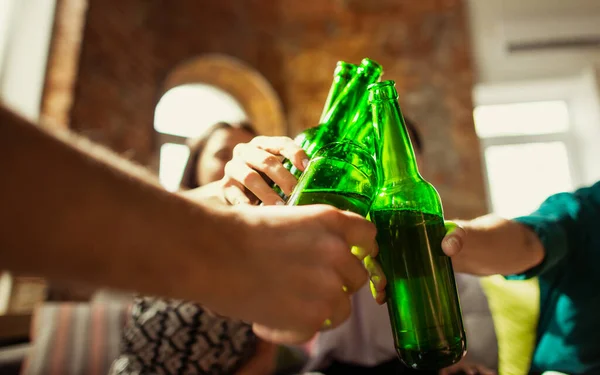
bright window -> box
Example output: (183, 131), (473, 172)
(474, 101), (569, 138)
(158, 143), (190, 192)
(474, 101), (574, 218)
(154, 84), (246, 138)
(0, 0), (16, 76)
(484, 142), (573, 218)
(154, 84), (247, 191)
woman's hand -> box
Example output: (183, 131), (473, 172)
(221, 136), (308, 206)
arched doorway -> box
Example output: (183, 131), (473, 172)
(154, 54), (285, 191)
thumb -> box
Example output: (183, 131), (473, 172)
(441, 221), (466, 257)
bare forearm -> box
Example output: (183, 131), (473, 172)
(451, 214), (544, 276)
(179, 181), (229, 206)
(0, 106), (227, 301)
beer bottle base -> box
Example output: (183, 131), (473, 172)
(396, 339), (466, 371)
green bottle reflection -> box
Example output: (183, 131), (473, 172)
(368, 80), (466, 370)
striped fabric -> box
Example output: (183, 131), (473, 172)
(21, 302), (131, 375)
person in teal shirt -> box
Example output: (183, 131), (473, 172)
(445, 181), (600, 374)
(212, 125), (600, 373)
(510, 181), (600, 374)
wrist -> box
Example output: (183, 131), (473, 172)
(178, 181), (229, 206)
(172, 202), (253, 313)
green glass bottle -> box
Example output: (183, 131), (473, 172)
(302, 58), (381, 160)
(368, 80), (466, 370)
(274, 62), (358, 193)
(272, 62), (357, 201)
(272, 59), (381, 201)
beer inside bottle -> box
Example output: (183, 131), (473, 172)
(286, 140), (377, 217)
(368, 80), (466, 370)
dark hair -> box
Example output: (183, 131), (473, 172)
(404, 117), (423, 153)
(179, 121), (257, 190)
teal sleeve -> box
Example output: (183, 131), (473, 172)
(507, 213), (569, 280)
(505, 181), (600, 280)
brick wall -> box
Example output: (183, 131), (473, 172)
(43, 0), (487, 218)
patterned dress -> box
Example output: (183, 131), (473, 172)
(109, 297), (257, 375)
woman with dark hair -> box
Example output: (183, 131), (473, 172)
(111, 121), (276, 375)
(180, 121), (257, 190)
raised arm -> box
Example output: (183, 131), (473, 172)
(445, 215), (545, 277)
(0, 105), (377, 341)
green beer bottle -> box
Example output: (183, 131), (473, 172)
(272, 59), (381, 201)
(271, 61), (357, 201)
(368, 81), (466, 370)
(286, 84), (381, 216)
(272, 61), (358, 199)
(302, 58), (381, 159)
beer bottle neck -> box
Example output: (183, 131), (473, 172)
(371, 95), (420, 186)
(341, 98), (376, 156)
(309, 63), (381, 157)
(321, 70), (374, 123)
(319, 63), (358, 123)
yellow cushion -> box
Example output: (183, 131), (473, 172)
(480, 275), (540, 375)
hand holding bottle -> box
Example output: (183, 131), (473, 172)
(368, 222), (467, 304)
(221, 136), (308, 206)
(220, 134), (389, 299)
(226, 204), (376, 344)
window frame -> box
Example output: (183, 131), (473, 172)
(473, 79), (584, 214)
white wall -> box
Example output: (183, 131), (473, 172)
(467, 0), (600, 84)
(0, 0), (57, 121)
(0, 0), (17, 75)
